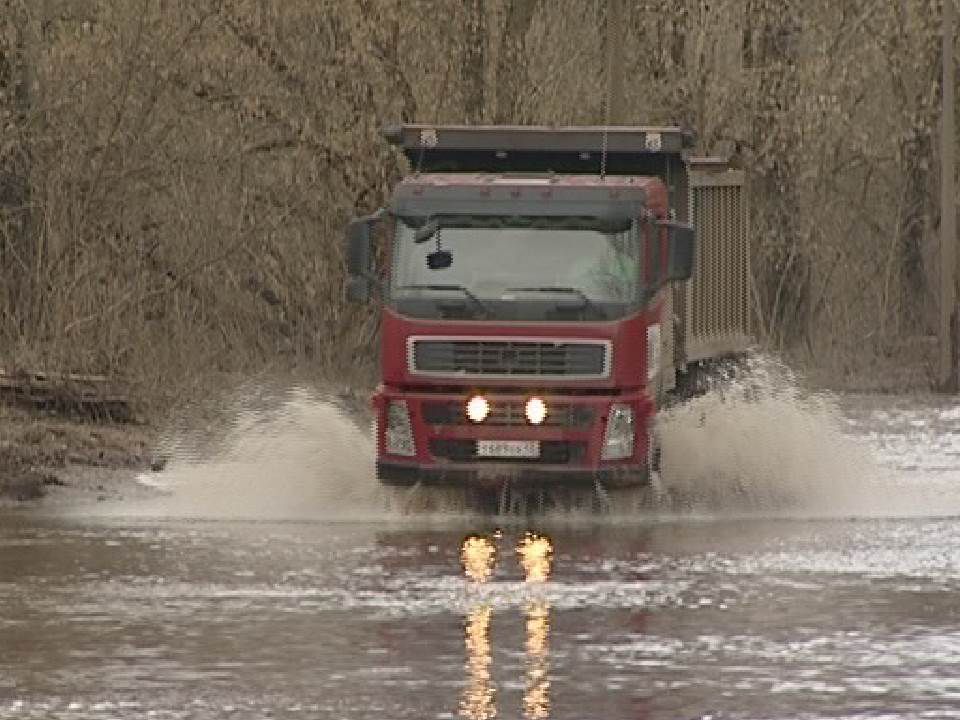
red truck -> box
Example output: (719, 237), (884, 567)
(346, 125), (750, 512)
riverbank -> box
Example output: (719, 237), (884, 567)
(0, 375), (373, 507)
(0, 403), (160, 507)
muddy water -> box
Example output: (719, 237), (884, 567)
(1, 516), (959, 719)
(3, 375), (960, 719)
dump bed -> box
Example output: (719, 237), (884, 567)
(384, 124), (752, 380)
(680, 159), (752, 365)
(383, 124), (693, 175)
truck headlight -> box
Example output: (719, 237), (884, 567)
(385, 400), (415, 456)
(525, 397), (547, 425)
(466, 395), (490, 423)
(601, 403), (634, 460)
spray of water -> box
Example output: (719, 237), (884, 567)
(103, 356), (960, 521)
(653, 355), (960, 518)
(125, 385), (383, 520)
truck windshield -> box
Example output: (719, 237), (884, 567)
(390, 216), (643, 321)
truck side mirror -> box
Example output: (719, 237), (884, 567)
(345, 217), (372, 278)
(665, 223), (696, 282)
(346, 276), (372, 303)
(345, 210), (385, 303)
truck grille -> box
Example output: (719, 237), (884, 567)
(422, 400), (594, 428)
(410, 338), (609, 378)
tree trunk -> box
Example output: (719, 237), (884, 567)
(751, 0), (808, 348)
(900, 0), (940, 333)
(604, 0), (626, 124)
(1, 1), (39, 341)
(493, 0), (539, 124)
(461, 0), (485, 123)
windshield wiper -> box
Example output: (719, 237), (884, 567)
(505, 286), (594, 307)
(399, 284), (490, 318)
(413, 219), (440, 243)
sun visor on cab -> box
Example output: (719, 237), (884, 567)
(391, 181), (648, 225)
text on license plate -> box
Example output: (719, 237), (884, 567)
(476, 440), (540, 458)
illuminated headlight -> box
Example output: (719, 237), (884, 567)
(466, 395), (490, 423)
(385, 400), (415, 456)
(601, 403), (635, 460)
(525, 397), (547, 425)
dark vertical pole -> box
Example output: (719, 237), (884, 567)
(461, 0), (485, 124)
(942, 0), (956, 390)
(605, 0), (626, 125)
(13, 2), (37, 338)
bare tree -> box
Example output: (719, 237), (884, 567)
(0, 0), (953, 402)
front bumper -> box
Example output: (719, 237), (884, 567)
(374, 388), (654, 488)
(377, 461), (649, 488)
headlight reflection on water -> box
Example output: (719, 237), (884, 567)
(461, 535), (498, 584)
(523, 601), (550, 720)
(458, 532), (554, 720)
(459, 534), (498, 720)
(461, 604), (496, 720)
(517, 532), (553, 584)
(518, 532), (552, 720)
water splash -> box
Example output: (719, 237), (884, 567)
(655, 355), (960, 518)
(101, 357), (960, 521)
(127, 385), (382, 520)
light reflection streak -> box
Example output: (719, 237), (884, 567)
(517, 532), (553, 584)
(457, 531), (555, 720)
(459, 535), (497, 720)
(518, 533), (553, 720)
(461, 535), (497, 584)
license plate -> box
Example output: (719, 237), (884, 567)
(476, 440), (540, 458)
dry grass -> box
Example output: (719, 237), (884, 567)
(785, 334), (940, 395)
(0, 1), (951, 417)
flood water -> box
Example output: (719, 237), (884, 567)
(2, 370), (960, 719)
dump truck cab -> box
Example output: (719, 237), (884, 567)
(346, 125), (749, 505)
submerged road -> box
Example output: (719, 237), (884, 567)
(2, 388), (960, 719)
(1, 516), (959, 719)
